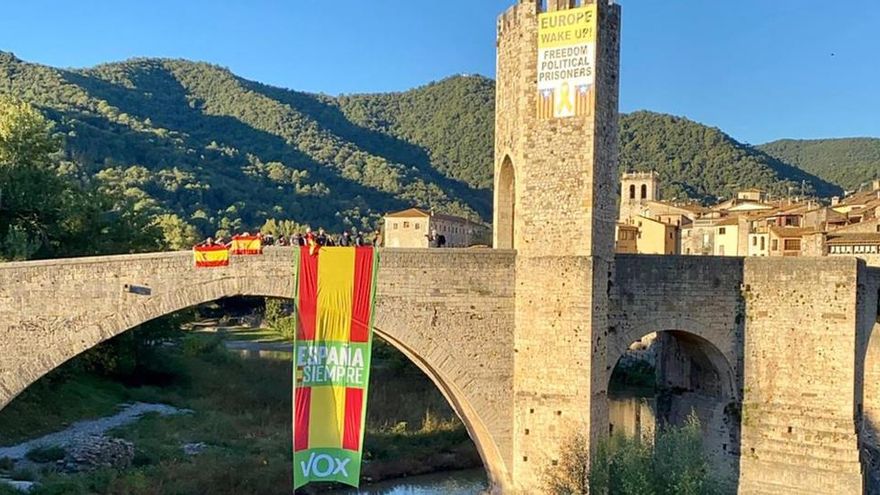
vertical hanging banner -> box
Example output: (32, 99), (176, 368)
(293, 246), (379, 489)
(536, 4), (597, 119)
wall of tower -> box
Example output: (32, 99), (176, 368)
(495, 0), (621, 492)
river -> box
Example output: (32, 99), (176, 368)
(326, 469), (487, 495)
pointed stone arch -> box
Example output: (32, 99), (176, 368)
(495, 156), (516, 250)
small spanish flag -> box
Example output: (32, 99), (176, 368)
(193, 245), (230, 267)
(230, 235), (263, 255)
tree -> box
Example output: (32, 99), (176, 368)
(0, 96), (162, 260)
(0, 97), (67, 260)
(154, 213), (200, 250)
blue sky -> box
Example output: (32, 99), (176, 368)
(1, 0), (878, 144)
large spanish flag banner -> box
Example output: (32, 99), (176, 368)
(230, 235), (262, 255)
(193, 245), (229, 267)
(293, 246), (378, 489)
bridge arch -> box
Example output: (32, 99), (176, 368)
(0, 248), (516, 489)
(606, 323), (741, 488)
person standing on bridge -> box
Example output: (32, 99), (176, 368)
(339, 231), (352, 247)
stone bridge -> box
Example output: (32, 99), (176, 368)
(2, 0), (880, 492)
(1, 248), (878, 492)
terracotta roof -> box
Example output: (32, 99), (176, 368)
(384, 207), (431, 218)
(826, 233), (880, 245)
(769, 226), (817, 238)
(715, 216), (741, 226)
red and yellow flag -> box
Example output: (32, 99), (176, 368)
(293, 246), (378, 489)
(230, 235), (262, 255)
(193, 245), (229, 267)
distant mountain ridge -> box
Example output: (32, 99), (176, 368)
(0, 50), (869, 235)
(758, 138), (880, 192)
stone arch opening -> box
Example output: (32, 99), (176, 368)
(861, 320), (880, 492)
(629, 184), (636, 200)
(607, 329), (740, 486)
(0, 287), (503, 489)
(495, 156), (516, 250)
(640, 184), (647, 199)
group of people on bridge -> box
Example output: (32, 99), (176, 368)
(197, 227), (383, 250)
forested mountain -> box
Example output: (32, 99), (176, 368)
(0, 51), (859, 239)
(758, 138), (880, 192)
(0, 51), (492, 236)
(619, 112), (842, 202)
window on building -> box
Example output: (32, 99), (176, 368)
(403, 221), (410, 228)
(752, 237), (757, 246)
(760, 237), (765, 250)
(785, 217), (795, 226)
(415, 223), (420, 229)
(640, 184), (647, 199)
(876, 225), (880, 233)
(669, 232), (673, 239)
(629, 184), (636, 199)
(784, 239), (801, 251)
(393, 222), (398, 230)
(772, 239), (779, 251)
(719, 228), (726, 235)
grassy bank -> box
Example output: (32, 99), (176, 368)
(0, 324), (481, 494)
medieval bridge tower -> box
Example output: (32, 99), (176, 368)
(494, 1), (875, 494)
(495, 0), (620, 488)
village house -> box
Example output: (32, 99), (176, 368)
(382, 208), (488, 248)
(615, 171), (880, 266)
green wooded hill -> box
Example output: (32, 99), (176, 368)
(620, 112), (842, 202)
(0, 51), (493, 235)
(758, 138), (880, 192)
(0, 51), (856, 236)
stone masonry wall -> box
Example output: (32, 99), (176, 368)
(0, 247), (517, 489)
(739, 257), (863, 494)
(859, 267), (880, 493)
(611, 254), (745, 487)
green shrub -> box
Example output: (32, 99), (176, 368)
(0, 457), (14, 471)
(25, 445), (66, 463)
(9, 467), (36, 481)
(545, 413), (716, 495)
(265, 298), (296, 341)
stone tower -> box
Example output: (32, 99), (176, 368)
(494, 0), (621, 491)
(619, 170), (660, 222)
(621, 171), (660, 202)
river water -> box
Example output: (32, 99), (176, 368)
(326, 469), (487, 495)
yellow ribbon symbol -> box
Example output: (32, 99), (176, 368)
(556, 81), (574, 115)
